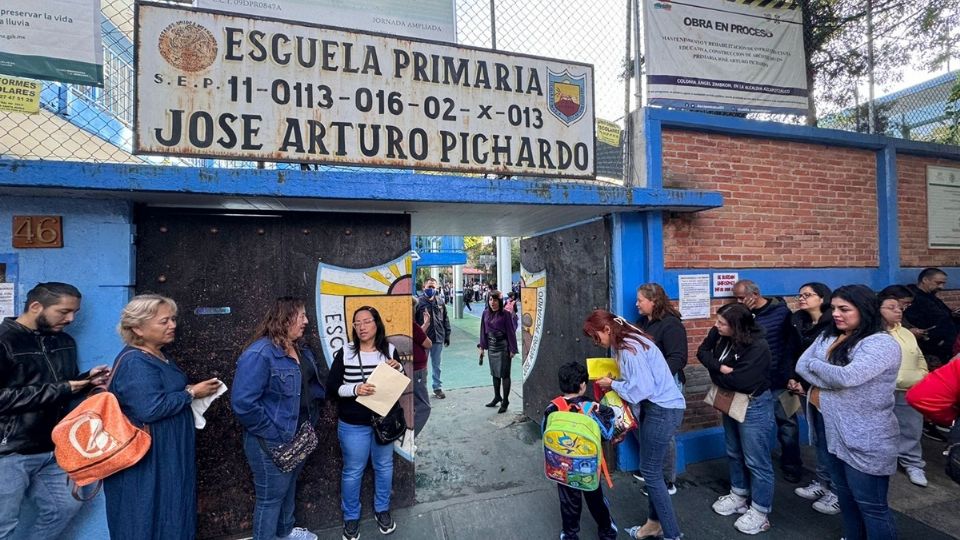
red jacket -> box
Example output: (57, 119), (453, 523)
(906, 354), (960, 426)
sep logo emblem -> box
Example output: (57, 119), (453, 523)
(68, 416), (119, 459)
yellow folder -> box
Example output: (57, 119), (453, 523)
(586, 357), (619, 380)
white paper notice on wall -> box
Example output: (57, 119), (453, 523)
(0, 283), (15, 320)
(712, 272), (739, 298)
(679, 274), (711, 320)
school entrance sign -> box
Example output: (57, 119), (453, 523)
(133, 3), (596, 178)
(643, 0), (808, 115)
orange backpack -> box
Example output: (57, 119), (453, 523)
(52, 351), (151, 499)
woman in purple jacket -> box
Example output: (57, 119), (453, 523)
(478, 291), (518, 413)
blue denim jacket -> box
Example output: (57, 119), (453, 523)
(231, 337), (321, 444)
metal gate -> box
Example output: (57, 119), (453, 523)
(135, 208), (412, 538)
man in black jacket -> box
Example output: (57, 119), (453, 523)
(905, 268), (959, 369)
(733, 279), (802, 483)
(415, 278), (452, 399)
(0, 282), (108, 539)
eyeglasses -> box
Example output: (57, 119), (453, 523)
(795, 293), (818, 300)
(353, 319), (376, 328)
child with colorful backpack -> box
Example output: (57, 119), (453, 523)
(542, 361), (618, 540)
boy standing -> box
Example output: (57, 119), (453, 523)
(542, 362), (618, 540)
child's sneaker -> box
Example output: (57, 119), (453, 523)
(794, 479), (825, 500)
(375, 511), (396, 535)
(342, 520), (360, 540)
(734, 508), (770, 535)
(712, 492), (749, 516)
(812, 491), (841, 515)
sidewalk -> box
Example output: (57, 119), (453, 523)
(309, 386), (960, 540)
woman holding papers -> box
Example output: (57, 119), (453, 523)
(232, 297), (324, 540)
(586, 309), (685, 540)
(327, 306), (404, 540)
(105, 294), (222, 540)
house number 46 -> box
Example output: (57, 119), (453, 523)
(13, 216), (63, 248)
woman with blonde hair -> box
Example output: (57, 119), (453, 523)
(104, 294), (221, 540)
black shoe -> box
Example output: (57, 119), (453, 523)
(342, 520), (360, 540)
(375, 511), (396, 535)
(485, 396), (502, 407)
(783, 470), (802, 484)
(433, 389), (446, 399)
(923, 424), (948, 442)
(497, 400), (509, 414)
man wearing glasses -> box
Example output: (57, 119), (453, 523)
(415, 278), (452, 399)
(732, 279), (801, 483)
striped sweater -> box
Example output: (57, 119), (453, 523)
(326, 343), (399, 425)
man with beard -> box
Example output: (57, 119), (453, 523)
(905, 268), (959, 369)
(0, 282), (109, 539)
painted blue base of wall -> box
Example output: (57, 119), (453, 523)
(1, 196), (133, 540)
(616, 414), (811, 477)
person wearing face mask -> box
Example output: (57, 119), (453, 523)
(415, 278), (452, 399)
(232, 297), (323, 540)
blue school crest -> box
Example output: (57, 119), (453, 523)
(547, 70), (587, 126)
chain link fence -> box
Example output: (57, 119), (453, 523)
(0, 1), (954, 175)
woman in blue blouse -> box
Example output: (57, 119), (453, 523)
(585, 309), (686, 540)
(478, 290), (518, 413)
(104, 294), (221, 540)
(232, 297), (324, 540)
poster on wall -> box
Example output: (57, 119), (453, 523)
(643, 0), (807, 115)
(712, 272), (738, 298)
(679, 274), (710, 319)
(195, 0), (457, 43)
(316, 253), (416, 460)
(0, 283), (14, 320)
(927, 165), (960, 249)
(133, 3), (596, 178)
(0, 0), (103, 86)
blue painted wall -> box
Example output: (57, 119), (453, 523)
(1, 196), (133, 540)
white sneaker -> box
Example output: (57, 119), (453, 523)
(734, 508), (771, 535)
(281, 527), (318, 540)
(906, 467), (928, 487)
(794, 479), (826, 500)
(632, 473), (645, 482)
(712, 492), (749, 516)
(812, 491), (841, 515)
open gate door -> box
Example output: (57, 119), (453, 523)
(519, 218), (611, 420)
(135, 208), (412, 538)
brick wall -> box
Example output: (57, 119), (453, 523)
(661, 129), (879, 268)
(897, 154), (960, 267)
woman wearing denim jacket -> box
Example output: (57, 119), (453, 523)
(232, 297), (324, 540)
(586, 309), (685, 540)
(698, 303), (775, 535)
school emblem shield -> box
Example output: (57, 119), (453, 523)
(547, 70), (587, 126)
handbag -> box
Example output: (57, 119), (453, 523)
(704, 384), (750, 423)
(372, 403), (406, 444)
(258, 421), (318, 473)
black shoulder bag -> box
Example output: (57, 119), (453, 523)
(360, 347), (406, 445)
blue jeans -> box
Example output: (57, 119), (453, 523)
(808, 404), (833, 490)
(429, 342), (444, 391)
(0, 452), (83, 540)
(242, 432), (304, 540)
(722, 390), (775, 513)
(773, 389), (802, 474)
(338, 420), (394, 521)
(825, 452), (896, 540)
(633, 401), (684, 539)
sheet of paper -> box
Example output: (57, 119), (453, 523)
(0, 284), (14, 320)
(679, 274), (711, 319)
(356, 363), (411, 417)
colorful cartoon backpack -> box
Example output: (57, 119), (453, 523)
(543, 397), (612, 491)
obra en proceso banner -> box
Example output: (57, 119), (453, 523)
(643, 0), (808, 115)
(134, 3), (596, 178)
